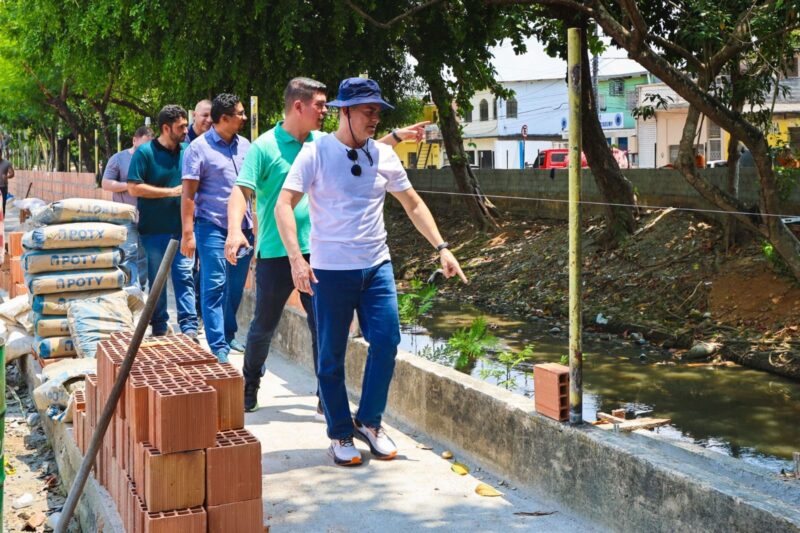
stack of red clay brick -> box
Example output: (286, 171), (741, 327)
(72, 331), (263, 532)
(1, 231), (28, 298)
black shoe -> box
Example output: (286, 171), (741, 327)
(244, 383), (259, 412)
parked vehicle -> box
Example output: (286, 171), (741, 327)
(532, 149), (588, 169)
(532, 148), (630, 169)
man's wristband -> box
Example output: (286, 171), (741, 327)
(391, 130), (403, 143)
(436, 242), (450, 252)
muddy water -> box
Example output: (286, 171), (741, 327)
(398, 302), (800, 472)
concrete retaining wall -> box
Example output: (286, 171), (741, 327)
(240, 290), (800, 532)
(407, 168), (800, 219)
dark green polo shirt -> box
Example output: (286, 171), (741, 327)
(127, 139), (187, 235)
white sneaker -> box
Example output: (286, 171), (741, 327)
(328, 436), (362, 466)
(354, 420), (397, 460)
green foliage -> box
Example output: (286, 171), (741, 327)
(632, 93), (675, 121)
(762, 241), (789, 273)
(447, 317), (498, 370)
(478, 345), (534, 390)
(398, 279), (437, 326)
(560, 354), (569, 366)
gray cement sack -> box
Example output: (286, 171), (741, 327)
(31, 288), (129, 315)
(23, 223), (127, 250)
(26, 268), (126, 295)
(34, 335), (77, 359)
(32, 198), (137, 225)
(23, 247), (122, 274)
(34, 315), (71, 338)
(67, 292), (133, 359)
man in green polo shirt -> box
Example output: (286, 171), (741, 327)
(225, 77), (426, 413)
(128, 104), (199, 340)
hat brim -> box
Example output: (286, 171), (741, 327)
(327, 97), (394, 111)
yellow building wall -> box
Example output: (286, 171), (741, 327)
(767, 115), (800, 146)
(392, 103), (442, 168)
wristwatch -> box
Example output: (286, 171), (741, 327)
(391, 130), (403, 143)
(435, 242), (450, 252)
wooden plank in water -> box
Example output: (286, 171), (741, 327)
(595, 417), (671, 432)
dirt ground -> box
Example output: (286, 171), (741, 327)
(3, 363), (69, 532)
(386, 204), (799, 375)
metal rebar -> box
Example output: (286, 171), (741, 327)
(56, 238), (179, 533)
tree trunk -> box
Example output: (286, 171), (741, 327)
(585, 12), (800, 280)
(578, 28), (637, 245)
(427, 76), (500, 229)
(723, 63), (744, 250)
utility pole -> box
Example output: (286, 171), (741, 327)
(567, 27), (583, 425)
(78, 134), (82, 172)
(117, 124), (122, 153)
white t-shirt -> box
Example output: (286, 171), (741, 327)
(283, 133), (412, 270)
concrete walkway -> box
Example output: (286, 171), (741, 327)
(227, 350), (603, 532)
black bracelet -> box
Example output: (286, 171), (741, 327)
(391, 130), (402, 143)
(436, 241), (450, 252)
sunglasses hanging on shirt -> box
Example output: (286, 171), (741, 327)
(346, 144), (373, 177)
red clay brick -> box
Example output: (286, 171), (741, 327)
(74, 409), (84, 453)
(206, 498), (263, 533)
(85, 373), (98, 426)
(148, 379), (217, 453)
(137, 443), (206, 513)
(206, 429), (262, 506)
(8, 231), (24, 257)
(534, 363), (569, 421)
(9, 256), (23, 284)
(144, 506), (206, 533)
(182, 363), (245, 431)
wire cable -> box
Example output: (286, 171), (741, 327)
(412, 188), (800, 219)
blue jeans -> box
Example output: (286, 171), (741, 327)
(121, 222), (148, 290)
(242, 255), (318, 391)
(140, 233), (198, 335)
(195, 218), (253, 356)
(313, 260), (400, 439)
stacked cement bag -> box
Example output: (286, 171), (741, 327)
(0, 295), (35, 363)
(22, 198), (135, 362)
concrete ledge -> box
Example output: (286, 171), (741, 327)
(19, 355), (125, 533)
(267, 305), (800, 532)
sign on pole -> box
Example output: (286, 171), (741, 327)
(521, 125), (528, 169)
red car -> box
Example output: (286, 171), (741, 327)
(532, 149), (588, 169)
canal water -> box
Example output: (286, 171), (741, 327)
(398, 301), (800, 472)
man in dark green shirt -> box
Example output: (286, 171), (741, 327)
(127, 105), (199, 340)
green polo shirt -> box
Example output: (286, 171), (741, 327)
(236, 122), (321, 259)
(127, 139), (187, 235)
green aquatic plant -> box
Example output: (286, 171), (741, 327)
(398, 279), (437, 326)
(479, 345), (535, 391)
(448, 317), (498, 370)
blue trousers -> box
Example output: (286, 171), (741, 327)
(121, 221), (148, 290)
(313, 260), (400, 439)
(140, 232), (198, 335)
(195, 218), (253, 356)
(242, 255), (318, 391)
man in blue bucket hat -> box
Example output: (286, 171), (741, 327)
(276, 78), (468, 467)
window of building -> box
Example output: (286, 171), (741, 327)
(463, 108), (472, 123)
(597, 94), (607, 111)
(479, 99), (489, 121)
(789, 127), (800, 151)
(708, 123), (722, 161)
(465, 150), (476, 166)
(668, 144), (680, 163)
(506, 98), (518, 118)
(492, 98), (497, 119)
(609, 79), (625, 97)
(408, 152), (418, 169)
(478, 150), (494, 168)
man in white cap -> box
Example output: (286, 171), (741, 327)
(275, 77), (467, 467)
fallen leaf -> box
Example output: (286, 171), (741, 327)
(475, 483), (502, 497)
(514, 511), (557, 517)
(451, 462), (469, 475)
(441, 451), (453, 459)
(25, 510), (47, 529)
